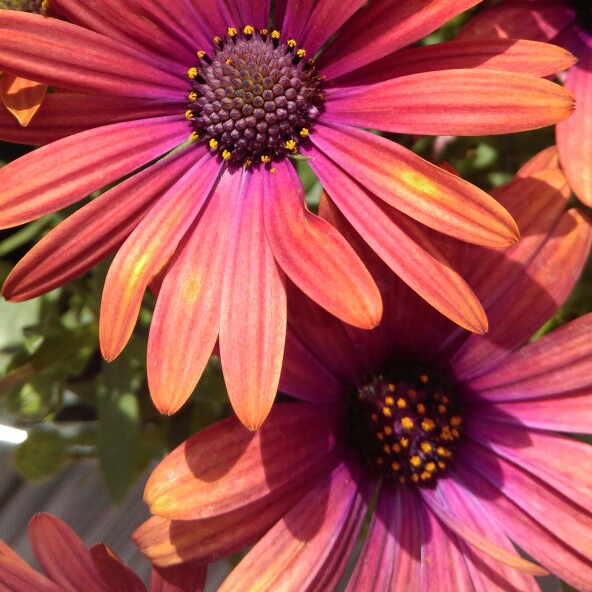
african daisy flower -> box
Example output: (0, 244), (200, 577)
(0, 513), (206, 591)
(134, 151), (592, 591)
(458, 0), (592, 206)
(0, 1), (50, 126)
(0, 1), (577, 428)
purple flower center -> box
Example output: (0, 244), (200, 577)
(572, 1), (592, 33)
(350, 369), (462, 488)
(186, 26), (324, 167)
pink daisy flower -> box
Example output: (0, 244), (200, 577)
(0, 512), (206, 591)
(0, 1), (576, 428)
(134, 150), (592, 591)
(458, 0), (592, 206)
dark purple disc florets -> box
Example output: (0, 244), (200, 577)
(185, 26), (324, 166)
(350, 367), (463, 488)
(572, 1), (592, 34)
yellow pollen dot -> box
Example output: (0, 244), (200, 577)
(270, 167), (277, 173)
(261, 155), (271, 163)
(411, 473), (419, 483)
(225, 58), (232, 65)
(438, 404), (447, 414)
(228, 27), (237, 36)
(451, 428), (460, 439)
(296, 49), (306, 58)
(419, 374), (429, 384)
(188, 91), (197, 101)
(307, 58), (316, 66)
(400, 417), (413, 430)
(382, 407), (392, 418)
(382, 444), (391, 455)
(383, 426), (393, 436)
(396, 398), (407, 409)
(438, 461), (446, 469)
(221, 150), (232, 160)
(421, 418), (435, 432)
(410, 455), (422, 467)
(209, 138), (219, 149)
(377, 432), (385, 441)
(244, 159), (253, 167)
(377, 458), (384, 466)
(214, 36), (222, 44)
(184, 109), (194, 119)
(416, 403), (426, 414)
(196, 50), (206, 59)
(271, 29), (281, 39)
(387, 384), (395, 392)
(450, 416), (462, 427)
(287, 38), (297, 48)
(243, 25), (254, 35)
(187, 67), (198, 79)
(407, 389), (417, 399)
(190, 131), (199, 142)
(420, 471), (431, 481)
(441, 426), (453, 441)
(437, 446), (447, 456)
(400, 437), (409, 448)
(260, 28), (268, 35)
(426, 462), (436, 473)
(392, 443), (401, 453)
(285, 139), (297, 152)
(420, 442), (432, 454)
(441, 396), (450, 404)
(391, 461), (400, 471)
(385, 396), (395, 407)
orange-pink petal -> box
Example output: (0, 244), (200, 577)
(0, 73), (47, 126)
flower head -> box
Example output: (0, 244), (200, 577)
(134, 150), (592, 591)
(458, 0), (592, 206)
(0, 512), (206, 591)
(0, 1), (576, 428)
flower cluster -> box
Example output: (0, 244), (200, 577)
(0, 1), (591, 591)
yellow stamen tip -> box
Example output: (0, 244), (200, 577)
(228, 27), (237, 37)
(400, 416), (413, 430)
(287, 39), (297, 48)
(209, 139), (219, 149)
(271, 30), (281, 39)
(187, 67), (198, 79)
(296, 49), (306, 58)
(385, 396), (395, 407)
(260, 155), (271, 163)
(221, 150), (232, 160)
(184, 109), (194, 120)
(196, 50), (206, 59)
(243, 25), (254, 35)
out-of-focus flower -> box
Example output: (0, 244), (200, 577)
(0, 1), (50, 126)
(134, 150), (592, 591)
(458, 0), (592, 206)
(0, 1), (577, 428)
(0, 512), (206, 591)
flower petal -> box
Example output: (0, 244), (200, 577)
(337, 39), (577, 86)
(451, 209), (592, 380)
(264, 160), (382, 329)
(0, 12), (184, 98)
(144, 403), (341, 519)
(318, 0), (482, 81)
(325, 69), (575, 136)
(281, 0), (366, 57)
(218, 462), (370, 592)
(0, 116), (189, 229)
(0, 93), (181, 145)
(309, 149), (488, 333)
(150, 562), (207, 592)
(466, 313), (592, 400)
(0, 74), (46, 127)
(307, 123), (519, 247)
(99, 149), (220, 362)
(435, 478), (540, 591)
(3, 147), (197, 302)
(89, 545), (146, 592)
(219, 169), (287, 430)
(557, 39), (592, 206)
(0, 540), (60, 592)
(147, 169), (233, 415)
(455, 460), (592, 591)
(465, 418), (592, 514)
(421, 487), (547, 576)
(28, 514), (108, 592)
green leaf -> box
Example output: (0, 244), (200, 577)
(11, 429), (67, 482)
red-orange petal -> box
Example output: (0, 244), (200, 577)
(0, 73), (47, 126)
